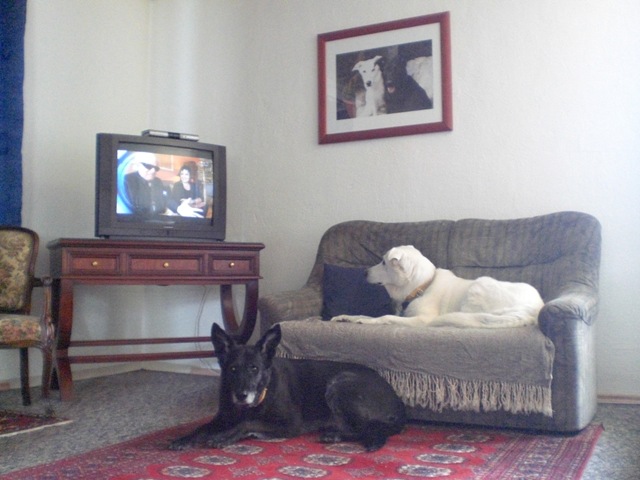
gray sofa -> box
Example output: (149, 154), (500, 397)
(258, 212), (601, 432)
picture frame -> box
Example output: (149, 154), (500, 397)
(318, 12), (452, 144)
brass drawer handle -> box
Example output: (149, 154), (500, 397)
(229, 262), (235, 268)
(91, 261), (99, 267)
(163, 262), (170, 268)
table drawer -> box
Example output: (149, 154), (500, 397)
(67, 254), (120, 274)
(129, 256), (204, 275)
(211, 258), (254, 275)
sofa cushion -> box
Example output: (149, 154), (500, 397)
(321, 264), (394, 320)
(278, 319), (555, 417)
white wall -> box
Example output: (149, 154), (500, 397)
(3, 0), (639, 398)
(1, 1), (149, 386)
(1, 0), (227, 386)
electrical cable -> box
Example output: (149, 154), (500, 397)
(194, 286), (217, 371)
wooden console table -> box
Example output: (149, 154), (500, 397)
(47, 238), (264, 400)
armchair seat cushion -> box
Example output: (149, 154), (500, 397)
(0, 315), (43, 345)
(278, 319), (555, 416)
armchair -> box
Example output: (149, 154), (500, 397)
(0, 226), (55, 406)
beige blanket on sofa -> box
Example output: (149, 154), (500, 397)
(277, 318), (554, 417)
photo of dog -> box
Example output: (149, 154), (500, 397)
(332, 245), (544, 328)
(321, 13), (453, 142)
(351, 55), (387, 117)
(338, 40), (435, 119)
(383, 56), (433, 114)
(406, 56), (434, 102)
(169, 323), (406, 452)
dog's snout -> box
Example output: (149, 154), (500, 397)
(366, 81), (372, 87)
(232, 390), (257, 406)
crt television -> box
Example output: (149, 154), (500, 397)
(95, 133), (227, 241)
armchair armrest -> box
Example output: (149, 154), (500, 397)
(35, 276), (53, 311)
(33, 277), (55, 346)
(258, 285), (322, 332)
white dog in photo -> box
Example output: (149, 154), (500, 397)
(406, 56), (433, 102)
(352, 55), (386, 117)
(332, 245), (544, 328)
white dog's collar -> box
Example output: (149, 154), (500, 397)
(401, 280), (432, 312)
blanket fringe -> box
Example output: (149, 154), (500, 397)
(277, 352), (552, 417)
(379, 369), (553, 417)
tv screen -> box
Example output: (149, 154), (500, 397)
(95, 133), (226, 241)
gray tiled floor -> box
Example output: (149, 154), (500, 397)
(1, 370), (638, 477)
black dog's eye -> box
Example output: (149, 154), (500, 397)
(230, 366), (237, 373)
(249, 365), (258, 373)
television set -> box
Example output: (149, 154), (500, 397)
(95, 133), (226, 241)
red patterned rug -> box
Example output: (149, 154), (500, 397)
(1, 419), (602, 479)
(0, 410), (72, 439)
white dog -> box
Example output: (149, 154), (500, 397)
(352, 55), (386, 117)
(406, 56), (433, 102)
(332, 245), (544, 328)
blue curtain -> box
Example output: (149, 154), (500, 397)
(0, 0), (27, 226)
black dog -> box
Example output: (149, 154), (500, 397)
(383, 56), (433, 114)
(169, 323), (406, 452)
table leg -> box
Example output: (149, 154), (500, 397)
(53, 279), (75, 400)
(220, 280), (258, 344)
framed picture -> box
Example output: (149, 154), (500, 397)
(318, 12), (452, 144)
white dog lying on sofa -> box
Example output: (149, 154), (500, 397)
(331, 245), (544, 328)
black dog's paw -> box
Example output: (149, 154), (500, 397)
(362, 436), (387, 452)
(168, 438), (191, 451)
(319, 430), (344, 444)
(204, 439), (224, 449)
(204, 434), (234, 449)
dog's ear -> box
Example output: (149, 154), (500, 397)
(386, 247), (404, 270)
(352, 61), (362, 72)
(211, 323), (233, 364)
(257, 324), (281, 361)
(387, 245), (419, 272)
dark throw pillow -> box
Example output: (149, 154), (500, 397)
(321, 264), (394, 320)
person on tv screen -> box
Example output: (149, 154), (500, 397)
(124, 153), (169, 216)
(171, 165), (206, 218)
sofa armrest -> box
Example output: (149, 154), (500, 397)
(258, 285), (323, 333)
(537, 285), (599, 429)
(538, 285), (599, 336)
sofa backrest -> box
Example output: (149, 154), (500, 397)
(306, 219), (454, 290)
(307, 211), (601, 301)
(447, 212), (601, 300)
